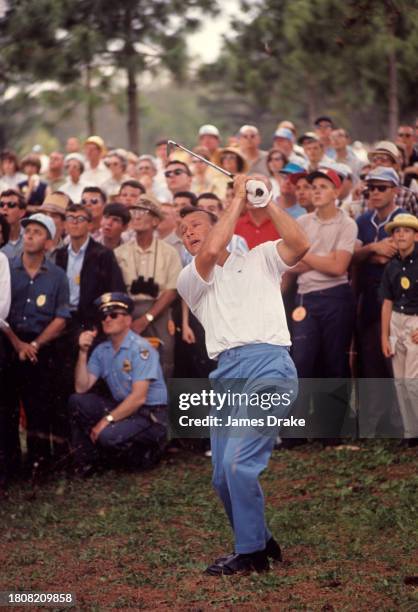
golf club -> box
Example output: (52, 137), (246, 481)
(166, 139), (271, 206)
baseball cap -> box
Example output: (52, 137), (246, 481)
(367, 141), (399, 163)
(314, 115), (334, 127)
(385, 213), (418, 234)
(365, 166), (400, 186)
(239, 124), (259, 135)
(198, 124), (220, 137)
(298, 131), (320, 145)
(307, 168), (342, 189)
(279, 163), (307, 184)
(274, 127), (294, 141)
(320, 161), (352, 180)
(21, 213), (56, 240)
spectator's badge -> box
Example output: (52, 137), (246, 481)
(36, 294), (46, 307)
(122, 359), (132, 373)
(292, 306), (307, 322)
(140, 348), (150, 360)
(400, 276), (410, 290)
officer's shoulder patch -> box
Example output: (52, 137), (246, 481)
(140, 349), (150, 360)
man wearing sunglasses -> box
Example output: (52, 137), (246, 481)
(69, 291), (167, 476)
(0, 189), (27, 259)
(352, 166), (408, 435)
(55, 203), (125, 329)
(164, 160), (192, 199)
(81, 187), (106, 241)
(367, 141), (417, 215)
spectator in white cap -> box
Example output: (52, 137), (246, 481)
(366, 142), (417, 216)
(238, 125), (269, 176)
(81, 136), (111, 187)
(101, 151), (130, 201)
(198, 125), (220, 160)
(61, 154), (89, 203)
(273, 127), (307, 169)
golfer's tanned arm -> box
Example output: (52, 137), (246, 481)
(195, 175), (248, 280)
(266, 202), (310, 265)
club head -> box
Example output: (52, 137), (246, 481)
(167, 140), (177, 158)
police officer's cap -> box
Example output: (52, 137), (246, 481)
(94, 292), (134, 314)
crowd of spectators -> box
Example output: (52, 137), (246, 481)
(0, 116), (417, 491)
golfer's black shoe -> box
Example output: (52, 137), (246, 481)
(214, 537), (282, 566)
(205, 551), (269, 576)
(266, 537), (283, 562)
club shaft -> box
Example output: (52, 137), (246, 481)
(168, 140), (234, 178)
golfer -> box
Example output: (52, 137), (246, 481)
(177, 175), (309, 575)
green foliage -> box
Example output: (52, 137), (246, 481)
(198, 0), (418, 138)
(0, 0), (220, 148)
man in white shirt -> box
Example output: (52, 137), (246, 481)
(177, 175), (309, 575)
(81, 136), (111, 187)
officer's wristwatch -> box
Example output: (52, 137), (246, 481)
(145, 312), (154, 323)
(105, 414), (115, 424)
(30, 340), (39, 350)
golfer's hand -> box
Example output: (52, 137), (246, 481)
(232, 174), (249, 207)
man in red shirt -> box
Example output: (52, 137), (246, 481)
(235, 205), (280, 249)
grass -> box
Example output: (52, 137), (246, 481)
(1, 441), (417, 611)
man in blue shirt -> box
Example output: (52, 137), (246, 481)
(69, 292), (168, 476)
(1, 213), (70, 477)
(352, 167), (406, 436)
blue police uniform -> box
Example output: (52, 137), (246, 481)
(69, 295), (168, 471)
(5, 255), (70, 472)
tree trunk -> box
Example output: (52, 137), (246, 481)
(124, 5), (139, 153)
(85, 63), (96, 135)
(306, 74), (317, 126)
(387, 47), (399, 141)
(126, 61), (139, 153)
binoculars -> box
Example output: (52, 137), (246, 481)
(130, 276), (159, 298)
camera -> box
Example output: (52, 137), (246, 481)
(130, 276), (159, 298)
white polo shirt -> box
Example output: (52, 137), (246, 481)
(177, 240), (292, 359)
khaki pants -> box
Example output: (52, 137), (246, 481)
(133, 300), (174, 380)
(390, 310), (418, 438)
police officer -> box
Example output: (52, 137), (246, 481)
(68, 292), (168, 476)
(1, 213), (70, 475)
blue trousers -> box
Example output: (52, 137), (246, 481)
(69, 393), (167, 468)
(292, 284), (355, 378)
(209, 343), (297, 554)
